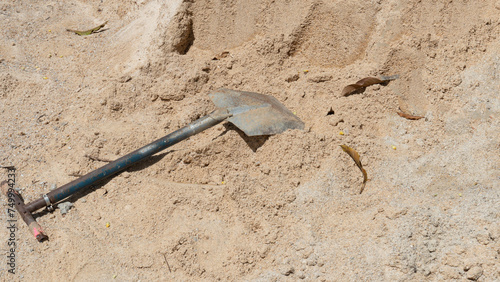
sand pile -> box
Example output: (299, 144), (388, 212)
(0, 0), (499, 280)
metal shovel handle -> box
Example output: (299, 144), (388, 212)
(11, 109), (231, 241)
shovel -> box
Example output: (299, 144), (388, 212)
(2, 88), (304, 241)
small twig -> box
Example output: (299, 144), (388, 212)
(162, 253), (172, 273)
(68, 173), (83, 177)
(36, 114), (47, 122)
(84, 154), (114, 162)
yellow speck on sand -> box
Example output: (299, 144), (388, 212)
(392, 145), (397, 150)
(339, 131), (344, 135)
(43, 76), (48, 80)
(106, 222), (110, 228)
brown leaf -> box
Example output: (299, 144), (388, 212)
(397, 111), (424, 120)
(340, 145), (368, 194)
(213, 51), (229, 60)
(341, 75), (399, 96)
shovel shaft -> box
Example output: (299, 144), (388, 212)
(25, 109), (230, 213)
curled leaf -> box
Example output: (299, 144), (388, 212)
(397, 110), (424, 120)
(340, 145), (368, 194)
(66, 21), (108, 36)
(341, 75), (399, 96)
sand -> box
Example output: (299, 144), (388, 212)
(0, 0), (499, 280)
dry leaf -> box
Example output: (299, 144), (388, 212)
(66, 21), (108, 36)
(341, 75), (399, 96)
(0, 165), (15, 169)
(213, 51), (229, 60)
(397, 111), (424, 120)
(340, 145), (368, 194)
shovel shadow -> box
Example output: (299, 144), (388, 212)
(46, 151), (172, 208)
(222, 123), (269, 152)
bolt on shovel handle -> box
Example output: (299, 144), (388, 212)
(4, 109), (231, 242)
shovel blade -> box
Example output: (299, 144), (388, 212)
(209, 88), (304, 136)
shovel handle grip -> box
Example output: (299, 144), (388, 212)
(1, 181), (48, 242)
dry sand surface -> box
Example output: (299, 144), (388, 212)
(1, 0), (499, 281)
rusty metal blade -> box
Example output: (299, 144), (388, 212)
(209, 88), (304, 136)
